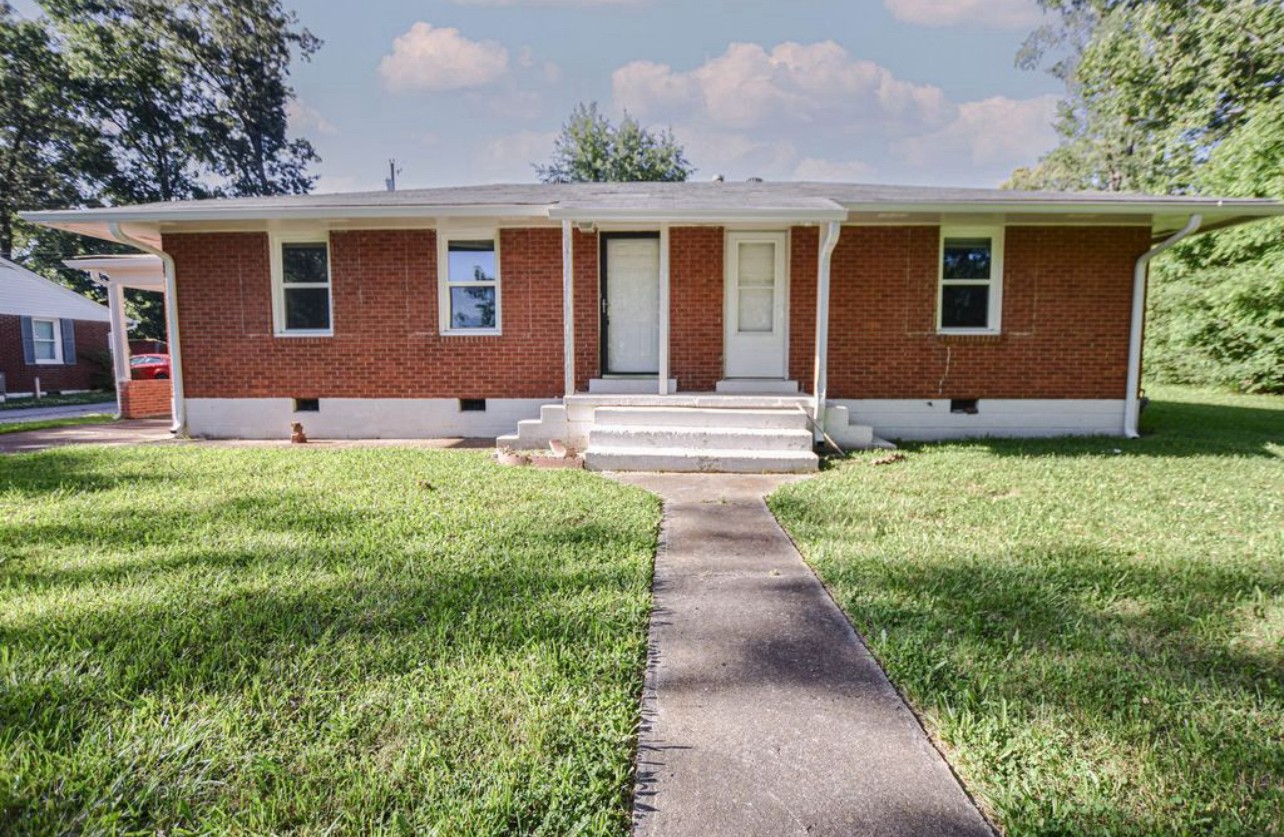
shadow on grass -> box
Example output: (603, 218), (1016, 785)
(772, 517), (1284, 831)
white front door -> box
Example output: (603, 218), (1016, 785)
(725, 232), (788, 379)
(602, 234), (661, 374)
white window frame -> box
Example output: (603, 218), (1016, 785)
(937, 225), (1004, 335)
(270, 232), (334, 337)
(438, 230), (502, 336)
(32, 317), (63, 364)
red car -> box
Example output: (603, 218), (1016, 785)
(130, 354), (171, 380)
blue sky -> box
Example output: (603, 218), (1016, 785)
(18, 0), (1067, 193)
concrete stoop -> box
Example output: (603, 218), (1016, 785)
(586, 406), (818, 473)
(497, 394), (881, 473)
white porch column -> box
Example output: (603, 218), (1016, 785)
(562, 220), (576, 397)
(105, 276), (131, 417)
(812, 222), (842, 438)
(658, 225), (671, 395)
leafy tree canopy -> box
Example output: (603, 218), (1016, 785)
(537, 103), (693, 183)
(0, 0), (321, 340)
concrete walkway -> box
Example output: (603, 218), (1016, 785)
(0, 419), (173, 454)
(613, 473), (993, 837)
(0, 401), (116, 424)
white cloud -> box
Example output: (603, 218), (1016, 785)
(476, 130), (558, 180)
(286, 100), (336, 136)
(897, 94), (1059, 174)
(613, 41), (951, 135)
(883, 0), (1043, 30)
(679, 127), (800, 181)
(792, 157), (874, 181)
(379, 22), (509, 92)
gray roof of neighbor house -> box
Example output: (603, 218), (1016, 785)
(0, 257), (111, 323)
(20, 180), (1284, 246)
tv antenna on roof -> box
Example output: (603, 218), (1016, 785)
(386, 159), (402, 192)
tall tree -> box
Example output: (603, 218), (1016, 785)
(40, 0), (320, 203)
(537, 102), (692, 183)
(1009, 0), (1284, 193)
(2, 0), (321, 339)
(0, 1), (110, 260)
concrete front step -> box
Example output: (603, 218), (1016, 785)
(588, 377), (679, 394)
(593, 406), (809, 431)
(585, 446), (819, 474)
(714, 378), (801, 394)
(590, 425), (814, 452)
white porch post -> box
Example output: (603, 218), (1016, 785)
(562, 220), (576, 397)
(812, 222), (842, 438)
(105, 276), (130, 417)
(658, 225), (671, 395)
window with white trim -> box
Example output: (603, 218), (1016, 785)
(938, 227), (1004, 333)
(271, 234), (332, 335)
(32, 317), (62, 363)
(439, 234), (500, 334)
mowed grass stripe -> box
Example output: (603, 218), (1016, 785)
(0, 446), (660, 835)
(771, 386), (1283, 836)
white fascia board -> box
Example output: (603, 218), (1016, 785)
(837, 200), (1284, 218)
(548, 207), (849, 224)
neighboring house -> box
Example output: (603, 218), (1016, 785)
(22, 182), (1284, 471)
(0, 257), (111, 397)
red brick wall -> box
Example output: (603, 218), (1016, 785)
(168, 229), (569, 399)
(120, 378), (172, 418)
(573, 230), (599, 392)
(166, 224), (1148, 404)
(789, 227), (820, 391)
(818, 225), (1151, 400)
(0, 315), (110, 394)
(670, 227), (725, 391)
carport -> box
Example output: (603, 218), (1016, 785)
(63, 255), (170, 421)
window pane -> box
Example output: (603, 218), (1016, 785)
(738, 288), (774, 333)
(943, 238), (991, 280)
(34, 339), (57, 360)
(941, 285), (990, 329)
(285, 287), (331, 330)
(738, 242), (775, 287)
(282, 243), (329, 284)
(450, 286), (497, 329)
(32, 320), (55, 340)
(449, 240), (496, 283)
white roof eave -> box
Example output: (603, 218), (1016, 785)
(547, 206), (850, 223)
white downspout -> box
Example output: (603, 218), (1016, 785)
(1124, 214), (1201, 438)
(812, 221), (842, 439)
(109, 222), (186, 435)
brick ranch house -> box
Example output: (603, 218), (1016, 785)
(0, 256), (111, 399)
(23, 182), (1284, 472)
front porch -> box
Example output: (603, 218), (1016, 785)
(499, 211), (873, 472)
(497, 391), (877, 473)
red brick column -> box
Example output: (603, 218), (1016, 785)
(119, 379), (172, 419)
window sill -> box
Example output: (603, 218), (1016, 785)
(33, 359), (63, 366)
(936, 331), (1003, 343)
(441, 329), (503, 337)
(274, 331), (334, 339)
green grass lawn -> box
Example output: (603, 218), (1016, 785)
(771, 385), (1283, 836)
(0, 391), (115, 410)
(0, 447), (659, 834)
(0, 414), (116, 435)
